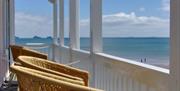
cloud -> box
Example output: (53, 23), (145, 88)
(81, 12), (169, 37)
(15, 12), (169, 38)
(161, 0), (170, 12)
(15, 12), (53, 38)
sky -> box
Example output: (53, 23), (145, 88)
(15, 0), (170, 38)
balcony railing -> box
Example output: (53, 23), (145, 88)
(56, 45), (169, 91)
(21, 43), (53, 60)
(1, 0), (180, 90)
(25, 44), (169, 91)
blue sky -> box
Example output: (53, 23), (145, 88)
(15, 0), (170, 38)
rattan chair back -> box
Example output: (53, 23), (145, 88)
(10, 65), (102, 91)
(10, 45), (47, 62)
(16, 56), (89, 86)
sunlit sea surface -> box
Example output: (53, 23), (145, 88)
(16, 37), (169, 67)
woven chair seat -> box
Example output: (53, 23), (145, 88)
(16, 56), (89, 86)
(10, 65), (102, 91)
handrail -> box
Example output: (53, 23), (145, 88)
(95, 53), (169, 91)
(96, 53), (169, 74)
(57, 46), (169, 91)
(20, 43), (53, 59)
(19, 45), (170, 91)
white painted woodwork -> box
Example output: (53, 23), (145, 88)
(90, 0), (102, 53)
(25, 43), (170, 91)
(4, 0), (7, 49)
(55, 46), (169, 91)
(90, 0), (102, 87)
(8, 0), (15, 65)
(9, 0), (15, 45)
(24, 44), (53, 60)
(0, 50), (8, 87)
(69, 0), (80, 49)
(53, 0), (58, 44)
(59, 0), (64, 46)
(170, 0), (180, 91)
(0, 0), (4, 50)
(68, 0), (80, 65)
(2, 0), (175, 90)
(3, 0), (7, 50)
(51, 0), (58, 61)
(0, 0), (10, 86)
(0, 0), (5, 86)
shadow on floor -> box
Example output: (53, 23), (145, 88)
(0, 81), (18, 91)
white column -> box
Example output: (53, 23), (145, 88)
(69, 0), (80, 49)
(59, 0), (64, 46)
(0, 0), (5, 51)
(9, 0), (15, 45)
(170, 0), (180, 91)
(49, 0), (58, 61)
(0, 1), (4, 86)
(0, 0), (9, 86)
(90, 0), (102, 87)
(90, 0), (102, 53)
(53, 0), (58, 45)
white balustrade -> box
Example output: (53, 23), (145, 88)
(52, 45), (169, 91)
(18, 41), (170, 91)
(22, 43), (53, 60)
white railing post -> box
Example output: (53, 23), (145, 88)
(0, 0), (10, 86)
(9, 0), (15, 45)
(58, 0), (64, 63)
(90, 0), (102, 53)
(9, 0), (15, 65)
(53, 0), (58, 45)
(59, 0), (64, 46)
(69, 0), (80, 49)
(0, 0), (3, 50)
(90, 0), (102, 87)
(0, 0), (6, 50)
(170, 0), (180, 91)
(50, 0), (58, 61)
(0, 0), (5, 76)
(69, 0), (80, 63)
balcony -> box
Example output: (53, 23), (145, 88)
(16, 42), (168, 91)
(0, 0), (180, 91)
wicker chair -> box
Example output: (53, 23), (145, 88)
(10, 45), (48, 61)
(10, 65), (102, 91)
(16, 56), (89, 86)
(7, 45), (48, 86)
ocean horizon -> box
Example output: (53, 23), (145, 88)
(16, 37), (169, 67)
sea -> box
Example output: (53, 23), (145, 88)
(16, 37), (169, 67)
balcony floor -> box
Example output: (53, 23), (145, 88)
(0, 81), (18, 91)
